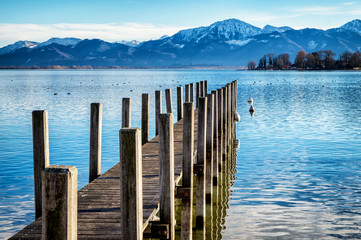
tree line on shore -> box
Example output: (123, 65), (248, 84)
(248, 50), (361, 70)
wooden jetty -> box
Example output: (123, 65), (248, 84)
(9, 80), (238, 240)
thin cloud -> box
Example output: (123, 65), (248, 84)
(0, 23), (187, 47)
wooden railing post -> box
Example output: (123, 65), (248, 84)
(89, 103), (102, 183)
(155, 90), (162, 135)
(181, 102), (194, 240)
(190, 83), (194, 103)
(32, 110), (50, 219)
(158, 113), (175, 240)
(142, 94), (150, 145)
(206, 94), (214, 203)
(177, 87), (183, 121)
(185, 84), (190, 102)
(227, 84), (232, 150)
(119, 128), (143, 240)
(122, 98), (131, 128)
(196, 97), (207, 229)
(42, 165), (77, 240)
(212, 91), (218, 186)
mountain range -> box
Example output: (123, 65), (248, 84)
(0, 18), (360, 67)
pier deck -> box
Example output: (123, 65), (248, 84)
(10, 111), (198, 240)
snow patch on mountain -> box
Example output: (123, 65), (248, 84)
(36, 38), (82, 48)
(171, 18), (262, 43)
(0, 40), (39, 55)
(226, 39), (254, 47)
(115, 40), (141, 47)
(308, 40), (318, 50)
(262, 25), (293, 34)
(340, 19), (361, 34)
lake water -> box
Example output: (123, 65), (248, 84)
(1, 70), (361, 239)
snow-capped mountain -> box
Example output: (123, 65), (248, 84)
(114, 40), (141, 47)
(0, 18), (360, 67)
(262, 25), (293, 34)
(0, 40), (38, 55)
(339, 19), (361, 34)
(170, 18), (262, 43)
(36, 37), (82, 48)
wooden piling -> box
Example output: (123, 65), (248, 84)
(42, 165), (77, 240)
(181, 102), (194, 240)
(32, 110), (50, 219)
(158, 113), (175, 240)
(204, 81), (208, 96)
(212, 91), (218, 186)
(122, 98), (131, 128)
(142, 94), (150, 145)
(119, 128), (143, 240)
(165, 89), (173, 114)
(200, 81), (204, 98)
(217, 89), (223, 168)
(196, 97), (207, 229)
(205, 94), (214, 203)
(89, 103), (102, 183)
(190, 83), (194, 103)
(227, 84), (232, 149)
(185, 84), (190, 102)
(155, 90), (162, 135)
(222, 87), (227, 159)
(196, 82), (200, 108)
(177, 87), (183, 121)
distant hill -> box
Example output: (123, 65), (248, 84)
(0, 18), (360, 67)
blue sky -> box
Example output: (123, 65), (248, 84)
(0, 0), (360, 47)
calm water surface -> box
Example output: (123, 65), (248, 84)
(0, 70), (361, 239)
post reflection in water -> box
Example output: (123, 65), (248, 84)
(175, 128), (238, 240)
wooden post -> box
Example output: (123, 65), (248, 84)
(190, 83), (194, 103)
(122, 98), (131, 128)
(177, 87), (183, 121)
(200, 81), (204, 97)
(42, 165), (77, 240)
(165, 89), (172, 114)
(185, 84), (190, 102)
(119, 128), (143, 240)
(158, 113), (175, 240)
(196, 97), (207, 229)
(212, 91), (218, 186)
(205, 80), (208, 95)
(89, 103), (102, 183)
(32, 110), (50, 219)
(181, 102), (194, 240)
(218, 89), (223, 167)
(227, 84), (232, 149)
(155, 90), (162, 135)
(142, 94), (150, 145)
(205, 94), (214, 203)
(222, 87), (227, 159)
(196, 82), (200, 108)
